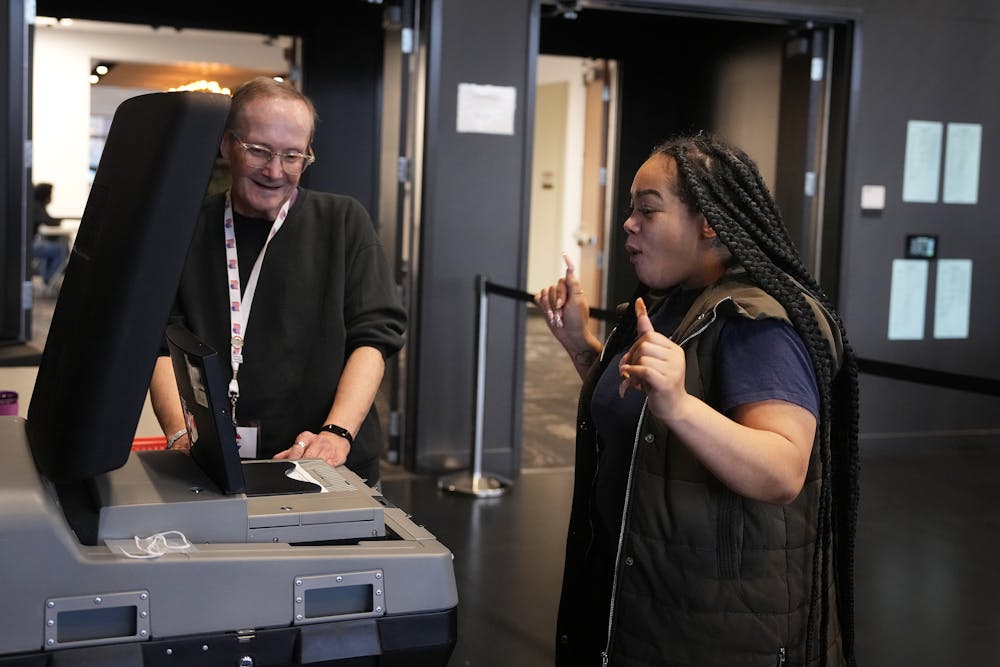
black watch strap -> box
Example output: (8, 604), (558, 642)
(320, 423), (354, 445)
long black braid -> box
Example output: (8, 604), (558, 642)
(652, 133), (860, 666)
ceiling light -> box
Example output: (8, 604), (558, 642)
(168, 80), (231, 95)
(90, 61), (115, 84)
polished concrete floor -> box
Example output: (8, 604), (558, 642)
(381, 444), (1000, 666)
(17, 296), (1000, 665)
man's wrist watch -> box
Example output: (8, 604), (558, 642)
(320, 423), (354, 445)
(166, 428), (189, 449)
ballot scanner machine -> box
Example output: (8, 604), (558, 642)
(0, 91), (457, 666)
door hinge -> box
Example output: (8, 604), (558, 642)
(804, 171), (817, 197)
(397, 156), (411, 184)
(810, 57), (824, 82)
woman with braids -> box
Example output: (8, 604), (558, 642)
(535, 133), (859, 666)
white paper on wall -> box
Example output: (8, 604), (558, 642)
(456, 83), (517, 136)
(902, 120), (943, 203)
(888, 258), (928, 340)
(933, 259), (973, 339)
(942, 123), (982, 205)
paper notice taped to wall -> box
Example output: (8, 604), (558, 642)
(888, 258), (928, 340)
(902, 120), (943, 203)
(943, 123), (982, 205)
(933, 259), (973, 339)
(457, 83), (517, 136)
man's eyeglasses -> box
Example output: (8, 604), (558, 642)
(229, 131), (316, 175)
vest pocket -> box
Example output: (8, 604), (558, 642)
(717, 488), (744, 579)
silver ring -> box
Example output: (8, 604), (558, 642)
(295, 441), (307, 450)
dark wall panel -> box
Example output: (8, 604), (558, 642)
(411, 0), (536, 475)
(2, 0), (28, 343)
(299, 3), (385, 218)
(805, 1), (1000, 446)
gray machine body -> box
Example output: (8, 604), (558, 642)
(0, 418), (457, 656)
(92, 453), (388, 544)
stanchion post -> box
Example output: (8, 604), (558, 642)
(438, 274), (511, 497)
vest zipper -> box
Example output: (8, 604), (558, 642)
(583, 323), (621, 637)
(601, 400), (647, 660)
(675, 296), (731, 347)
(588, 322), (620, 507)
(599, 297), (729, 661)
(598, 323), (619, 364)
(776, 647), (787, 666)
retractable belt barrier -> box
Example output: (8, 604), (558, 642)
(438, 275), (619, 498)
(854, 358), (1000, 396)
(439, 274), (1000, 498)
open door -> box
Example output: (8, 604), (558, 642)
(577, 59), (612, 327)
(774, 24), (832, 280)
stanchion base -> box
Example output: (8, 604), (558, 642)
(437, 471), (511, 498)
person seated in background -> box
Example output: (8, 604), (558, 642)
(31, 182), (68, 292)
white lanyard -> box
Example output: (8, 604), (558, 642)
(224, 189), (294, 423)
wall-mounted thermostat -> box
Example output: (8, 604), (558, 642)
(905, 234), (938, 259)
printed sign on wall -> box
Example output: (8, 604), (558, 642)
(888, 258), (929, 340)
(902, 120), (982, 205)
(942, 123), (982, 205)
(902, 120), (943, 203)
(457, 83), (517, 136)
(933, 259), (973, 339)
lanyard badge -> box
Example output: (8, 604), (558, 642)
(223, 190), (294, 426)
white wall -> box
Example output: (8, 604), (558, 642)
(32, 19), (291, 218)
(530, 55), (587, 292)
(712, 40), (782, 190)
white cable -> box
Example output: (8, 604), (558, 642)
(119, 530), (194, 559)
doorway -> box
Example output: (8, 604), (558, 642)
(519, 2), (854, 470)
(28, 18), (293, 346)
(539, 3), (853, 306)
(527, 55), (616, 317)
(523, 55), (618, 469)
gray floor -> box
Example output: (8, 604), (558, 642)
(381, 444), (1000, 666)
(519, 312), (579, 469)
(25, 297), (1000, 665)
